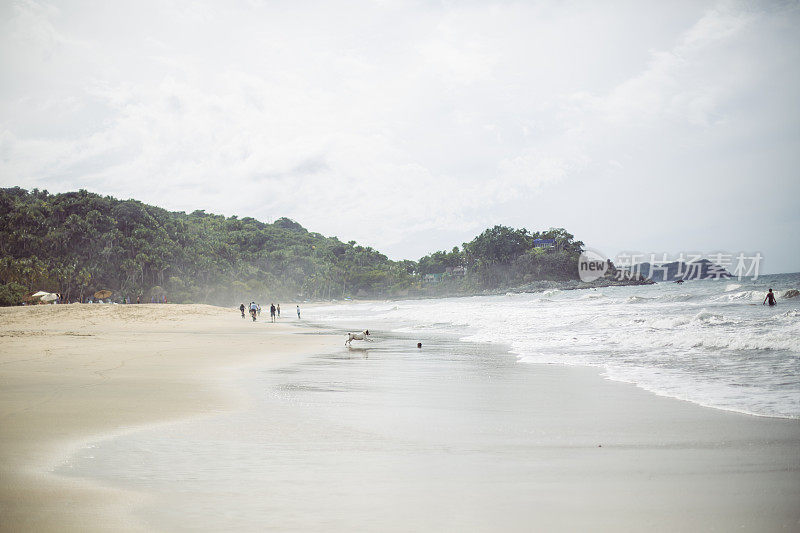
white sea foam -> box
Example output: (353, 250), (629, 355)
(629, 294), (660, 304)
(308, 274), (800, 418)
(715, 290), (761, 302)
(659, 292), (696, 302)
(578, 293), (604, 300)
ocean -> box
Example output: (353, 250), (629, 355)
(310, 273), (800, 419)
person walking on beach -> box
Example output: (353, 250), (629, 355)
(240, 303), (246, 318)
(277, 303), (281, 317)
(270, 303), (276, 323)
(297, 305), (301, 319)
(763, 289), (777, 306)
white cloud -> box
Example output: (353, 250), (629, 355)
(0, 0), (798, 271)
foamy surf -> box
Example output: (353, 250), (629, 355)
(309, 273), (800, 419)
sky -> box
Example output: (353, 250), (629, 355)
(1, 0), (799, 273)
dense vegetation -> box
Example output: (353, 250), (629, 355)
(418, 226), (584, 291)
(0, 187), (587, 305)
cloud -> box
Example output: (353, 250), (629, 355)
(0, 0), (798, 271)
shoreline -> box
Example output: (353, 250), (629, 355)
(313, 279), (799, 421)
(386, 321), (800, 422)
(0, 304), (337, 532)
(133, 318), (800, 531)
(595, 368), (799, 421)
(2, 303), (799, 531)
(327, 314), (799, 421)
(288, 323), (800, 531)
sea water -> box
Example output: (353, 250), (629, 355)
(57, 274), (800, 530)
(311, 273), (800, 419)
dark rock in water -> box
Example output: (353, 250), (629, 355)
(509, 272), (654, 294)
(624, 259), (731, 282)
(783, 289), (800, 299)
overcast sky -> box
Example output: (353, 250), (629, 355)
(1, 0), (798, 273)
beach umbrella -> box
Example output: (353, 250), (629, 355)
(94, 289), (113, 299)
(31, 290), (50, 298)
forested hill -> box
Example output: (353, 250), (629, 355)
(0, 187), (595, 305)
(0, 187), (414, 304)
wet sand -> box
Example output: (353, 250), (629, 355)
(0, 303), (335, 532)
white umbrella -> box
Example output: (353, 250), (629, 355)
(40, 293), (58, 302)
(31, 291), (50, 298)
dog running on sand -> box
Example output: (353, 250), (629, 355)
(345, 330), (371, 346)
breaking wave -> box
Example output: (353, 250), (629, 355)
(309, 273), (800, 418)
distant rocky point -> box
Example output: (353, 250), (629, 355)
(506, 259), (654, 294)
(624, 259), (732, 282)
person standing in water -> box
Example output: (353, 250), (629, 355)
(763, 288), (777, 306)
(296, 305), (301, 319)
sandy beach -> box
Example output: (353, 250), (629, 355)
(1, 302), (798, 532)
(0, 303), (336, 532)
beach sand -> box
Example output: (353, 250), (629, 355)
(0, 303), (336, 532)
(1, 304), (798, 532)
